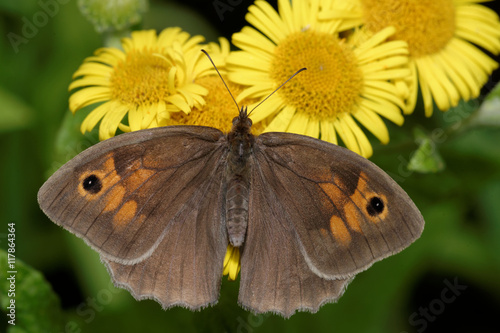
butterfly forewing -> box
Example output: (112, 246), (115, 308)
(38, 126), (227, 279)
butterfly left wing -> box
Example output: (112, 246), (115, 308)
(238, 156), (352, 316)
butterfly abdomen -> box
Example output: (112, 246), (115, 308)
(225, 174), (249, 247)
(225, 108), (254, 247)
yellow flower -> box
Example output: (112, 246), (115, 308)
(223, 245), (241, 281)
(165, 38), (262, 134)
(69, 28), (212, 140)
(227, 0), (411, 158)
(321, 0), (500, 116)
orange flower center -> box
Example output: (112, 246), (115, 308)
(167, 75), (263, 134)
(270, 30), (363, 120)
(361, 0), (456, 57)
(110, 50), (172, 106)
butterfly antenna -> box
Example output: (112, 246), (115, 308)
(201, 49), (241, 114)
(249, 67), (307, 115)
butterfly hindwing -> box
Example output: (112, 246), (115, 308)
(101, 145), (229, 309)
(238, 151), (352, 317)
(250, 132), (424, 280)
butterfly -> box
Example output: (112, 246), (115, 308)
(38, 61), (424, 318)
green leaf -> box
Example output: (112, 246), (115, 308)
(407, 127), (445, 173)
(0, 249), (63, 333)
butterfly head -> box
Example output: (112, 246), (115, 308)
(227, 106), (254, 159)
(232, 106), (252, 130)
(229, 106), (253, 142)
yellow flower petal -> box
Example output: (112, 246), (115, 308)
(417, 67), (435, 117)
(403, 61), (418, 114)
(69, 76), (111, 90)
(334, 116), (360, 156)
(248, 95), (282, 123)
(416, 57), (458, 111)
(320, 120), (338, 145)
(80, 102), (113, 134)
(353, 106), (389, 144)
(231, 27), (276, 56)
(247, 0), (289, 44)
(128, 106), (142, 132)
(355, 40), (409, 64)
(263, 105), (295, 132)
(344, 113), (373, 158)
(69, 87), (111, 111)
(288, 112), (310, 135)
(360, 97), (404, 125)
(73, 63), (114, 78)
(305, 118), (320, 138)
(223, 245), (241, 281)
(99, 103), (129, 140)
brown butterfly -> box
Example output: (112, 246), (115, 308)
(38, 67), (424, 319)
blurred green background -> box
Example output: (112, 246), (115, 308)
(1, 0), (500, 332)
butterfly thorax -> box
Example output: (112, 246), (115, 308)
(225, 107), (254, 247)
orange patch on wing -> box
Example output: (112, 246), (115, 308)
(113, 200), (138, 231)
(344, 201), (362, 232)
(350, 172), (388, 222)
(320, 182), (360, 240)
(103, 185), (126, 212)
(319, 182), (345, 204)
(135, 213), (147, 225)
(102, 154), (116, 173)
(124, 169), (155, 193)
(319, 228), (329, 237)
(320, 172), (390, 242)
(329, 215), (351, 247)
(103, 168), (154, 212)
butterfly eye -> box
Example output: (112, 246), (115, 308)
(366, 196), (385, 216)
(82, 174), (102, 194)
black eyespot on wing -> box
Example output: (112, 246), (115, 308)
(367, 196), (384, 216)
(82, 174), (102, 194)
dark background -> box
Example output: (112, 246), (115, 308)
(1, 0), (500, 332)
